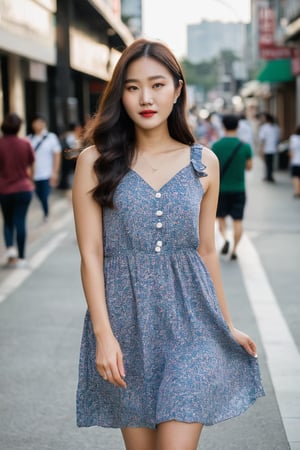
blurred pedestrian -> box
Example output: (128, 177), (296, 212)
(258, 112), (280, 182)
(237, 113), (254, 150)
(288, 125), (300, 198)
(212, 114), (253, 260)
(0, 113), (35, 268)
(58, 122), (82, 196)
(187, 105), (198, 136)
(199, 112), (219, 147)
(73, 39), (264, 450)
(27, 114), (61, 221)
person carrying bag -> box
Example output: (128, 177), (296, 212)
(212, 114), (253, 260)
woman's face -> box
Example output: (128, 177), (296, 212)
(122, 56), (182, 132)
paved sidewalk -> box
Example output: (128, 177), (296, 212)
(242, 158), (300, 450)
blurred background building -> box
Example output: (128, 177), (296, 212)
(0, 0), (134, 133)
(184, 0), (300, 144)
(188, 21), (245, 63)
(121, 0), (142, 38)
(245, 0), (300, 141)
(187, 20), (248, 110)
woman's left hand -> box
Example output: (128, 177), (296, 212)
(231, 327), (258, 358)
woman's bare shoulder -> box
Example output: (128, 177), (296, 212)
(74, 146), (99, 190)
(77, 145), (99, 165)
(201, 145), (219, 169)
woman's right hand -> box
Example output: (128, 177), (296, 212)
(95, 333), (127, 388)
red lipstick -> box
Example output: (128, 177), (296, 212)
(140, 110), (156, 118)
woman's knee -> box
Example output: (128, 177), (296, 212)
(121, 427), (157, 450)
(157, 420), (203, 450)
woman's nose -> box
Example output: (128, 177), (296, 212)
(140, 89), (153, 106)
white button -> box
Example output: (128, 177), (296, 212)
(156, 210), (163, 217)
(156, 222), (163, 229)
(155, 192), (161, 198)
(156, 240), (163, 247)
(155, 246), (161, 253)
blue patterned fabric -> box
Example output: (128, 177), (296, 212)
(76, 144), (264, 429)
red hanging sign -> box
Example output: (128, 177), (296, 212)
(259, 7), (276, 48)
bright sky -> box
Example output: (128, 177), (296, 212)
(142, 0), (251, 59)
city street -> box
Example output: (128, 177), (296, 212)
(0, 157), (299, 450)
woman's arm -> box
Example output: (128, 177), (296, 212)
(198, 148), (257, 357)
(72, 147), (126, 387)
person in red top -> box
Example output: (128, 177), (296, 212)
(0, 113), (35, 268)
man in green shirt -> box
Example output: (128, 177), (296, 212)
(212, 114), (253, 260)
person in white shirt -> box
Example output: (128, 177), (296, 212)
(289, 125), (300, 197)
(27, 115), (61, 220)
(237, 114), (254, 150)
(258, 112), (280, 182)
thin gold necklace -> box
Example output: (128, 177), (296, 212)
(140, 153), (160, 172)
(139, 146), (186, 172)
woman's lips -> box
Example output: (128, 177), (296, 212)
(139, 110), (156, 118)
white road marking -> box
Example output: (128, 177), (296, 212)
(239, 233), (300, 449)
(0, 231), (67, 304)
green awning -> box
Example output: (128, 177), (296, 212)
(257, 59), (293, 83)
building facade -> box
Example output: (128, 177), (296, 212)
(187, 20), (246, 64)
(187, 20), (248, 108)
(284, 0), (300, 126)
(0, 0), (134, 134)
(246, 0), (299, 140)
(121, 0), (142, 38)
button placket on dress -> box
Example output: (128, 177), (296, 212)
(154, 192), (163, 254)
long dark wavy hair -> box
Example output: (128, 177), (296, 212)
(87, 38), (195, 208)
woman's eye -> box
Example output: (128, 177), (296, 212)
(127, 85), (138, 91)
(153, 83), (164, 89)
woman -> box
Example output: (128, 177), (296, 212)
(289, 125), (300, 197)
(72, 39), (264, 450)
(0, 113), (35, 268)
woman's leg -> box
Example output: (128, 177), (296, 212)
(0, 194), (14, 248)
(121, 427), (157, 450)
(13, 191), (32, 259)
(157, 420), (203, 450)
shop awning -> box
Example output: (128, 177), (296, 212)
(257, 59), (293, 83)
